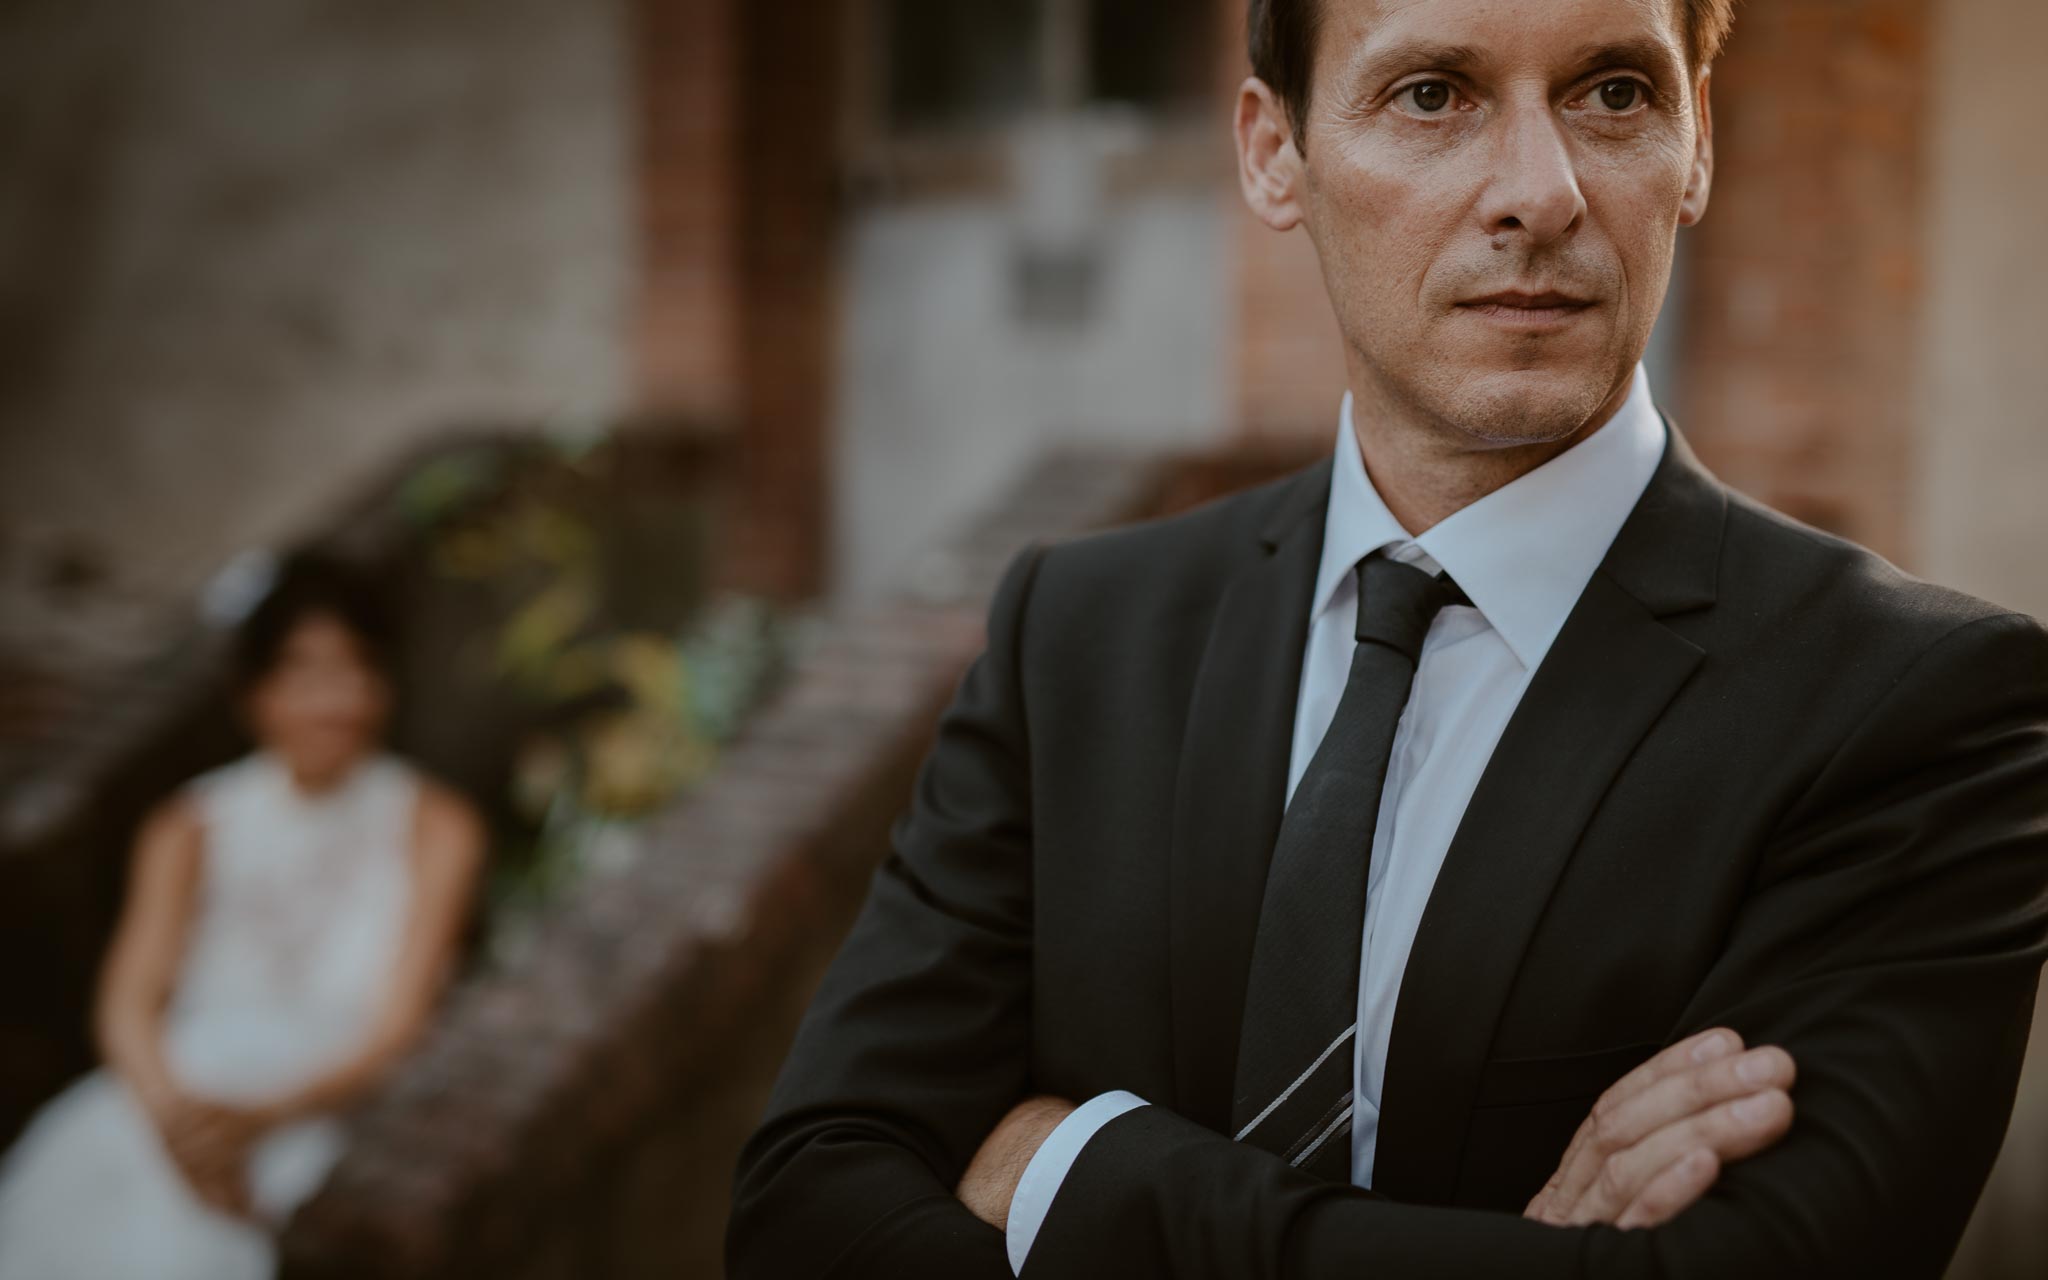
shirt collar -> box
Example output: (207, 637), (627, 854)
(1313, 363), (1669, 671)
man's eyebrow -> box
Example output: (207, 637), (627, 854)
(1567, 38), (1687, 81)
(1350, 41), (1487, 89)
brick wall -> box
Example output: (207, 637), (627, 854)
(1673, 0), (1931, 563)
(0, 0), (633, 628)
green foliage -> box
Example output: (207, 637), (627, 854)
(388, 432), (795, 967)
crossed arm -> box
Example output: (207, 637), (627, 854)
(725, 543), (2048, 1279)
(955, 1022), (1798, 1254)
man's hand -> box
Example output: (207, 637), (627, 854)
(1524, 1026), (1796, 1229)
(957, 1094), (1078, 1231)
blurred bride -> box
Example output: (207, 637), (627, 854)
(0, 553), (484, 1279)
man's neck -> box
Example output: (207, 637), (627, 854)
(1347, 372), (1635, 535)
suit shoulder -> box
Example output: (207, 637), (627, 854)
(1031, 460), (1325, 608)
(1719, 487), (2032, 655)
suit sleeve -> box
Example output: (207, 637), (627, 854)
(1022, 610), (2048, 1280)
(725, 541), (1049, 1280)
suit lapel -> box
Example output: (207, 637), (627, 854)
(1167, 459), (1329, 1132)
(1370, 418), (1726, 1203)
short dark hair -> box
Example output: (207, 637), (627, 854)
(1248, 0), (1740, 149)
(234, 551), (394, 692)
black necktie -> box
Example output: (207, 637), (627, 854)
(1229, 549), (1469, 1180)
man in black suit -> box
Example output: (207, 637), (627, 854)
(727, 0), (2048, 1275)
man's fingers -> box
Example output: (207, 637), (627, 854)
(1566, 1087), (1795, 1227)
(1614, 1148), (1721, 1230)
(1617, 1045), (1796, 1148)
(1609, 1029), (1748, 1110)
(1548, 1028), (1745, 1208)
(1554, 1042), (1794, 1205)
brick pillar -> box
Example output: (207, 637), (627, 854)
(634, 0), (843, 600)
(1674, 0), (1931, 562)
(1217, 0), (1350, 441)
(635, 0), (742, 421)
(727, 0), (842, 600)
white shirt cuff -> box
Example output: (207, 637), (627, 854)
(1005, 1089), (1149, 1275)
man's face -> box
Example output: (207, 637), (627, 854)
(1264, 0), (1711, 447)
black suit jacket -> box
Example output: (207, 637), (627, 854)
(727, 420), (2048, 1279)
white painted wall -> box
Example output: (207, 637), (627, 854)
(833, 179), (1231, 601)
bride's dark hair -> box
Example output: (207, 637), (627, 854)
(232, 551), (395, 692)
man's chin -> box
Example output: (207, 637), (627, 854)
(1421, 361), (1626, 448)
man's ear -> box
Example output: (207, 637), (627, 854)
(1678, 70), (1715, 226)
(1236, 76), (1306, 232)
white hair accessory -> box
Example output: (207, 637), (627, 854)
(199, 548), (282, 628)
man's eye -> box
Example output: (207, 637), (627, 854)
(1403, 81), (1456, 114)
(1596, 79), (1645, 111)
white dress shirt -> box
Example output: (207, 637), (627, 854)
(1005, 365), (1670, 1273)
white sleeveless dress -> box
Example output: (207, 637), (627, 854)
(0, 749), (421, 1280)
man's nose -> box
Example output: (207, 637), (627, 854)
(1477, 105), (1586, 246)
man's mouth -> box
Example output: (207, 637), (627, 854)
(1455, 290), (1598, 326)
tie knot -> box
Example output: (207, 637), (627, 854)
(1353, 552), (1467, 659)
